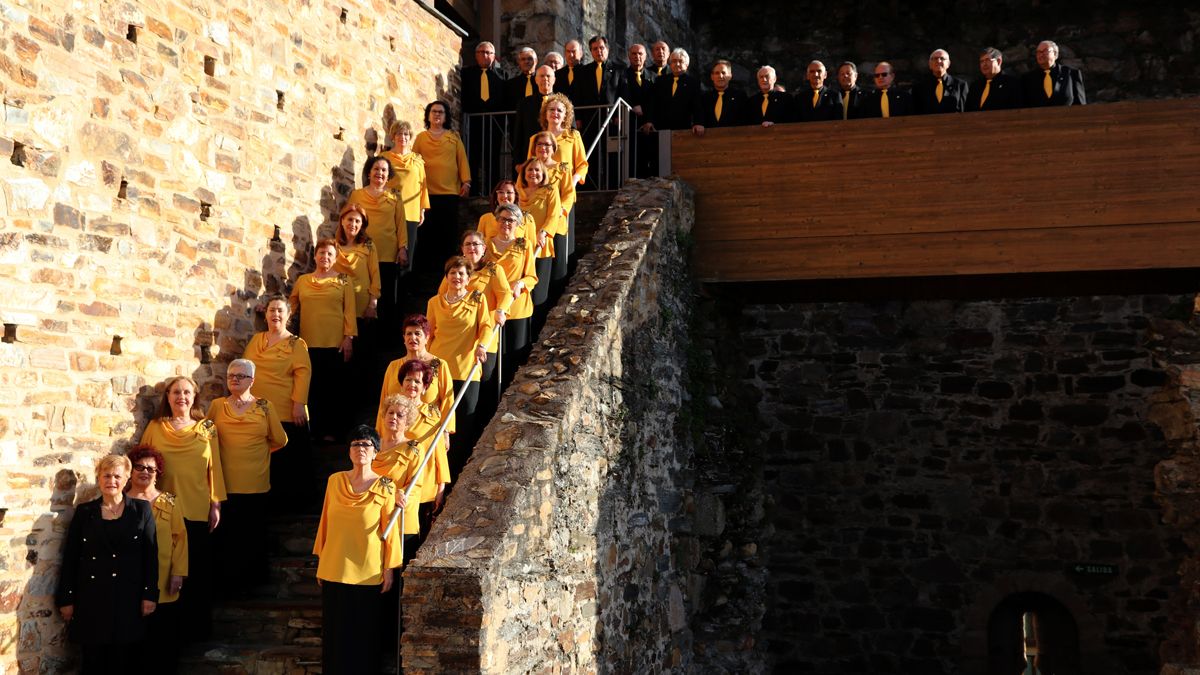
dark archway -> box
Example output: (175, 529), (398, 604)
(987, 592), (1080, 675)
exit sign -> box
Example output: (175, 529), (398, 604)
(1069, 563), (1118, 577)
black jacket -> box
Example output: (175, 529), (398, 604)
(794, 86), (843, 122)
(861, 87), (913, 118)
(649, 72), (701, 130)
(912, 73), (969, 114)
(745, 90), (792, 124)
(967, 72), (1024, 111)
(696, 87), (748, 128)
(461, 65), (506, 114)
(1022, 63), (1086, 107)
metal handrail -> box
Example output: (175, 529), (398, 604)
(584, 97), (634, 162)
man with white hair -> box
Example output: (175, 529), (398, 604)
(647, 48), (700, 131)
(746, 65), (791, 126)
(912, 48), (968, 114)
(506, 46), (538, 108)
(1022, 40), (1086, 107)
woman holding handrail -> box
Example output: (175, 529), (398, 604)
(530, 93), (587, 269)
(487, 203), (538, 379)
(377, 360), (449, 541)
(375, 314), (455, 439)
(442, 230), (512, 417)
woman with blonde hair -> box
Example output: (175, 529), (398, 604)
(382, 120), (429, 275)
(530, 93), (587, 267)
(516, 158), (562, 336)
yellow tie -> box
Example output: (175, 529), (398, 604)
(1043, 70), (1052, 98)
(636, 71), (642, 86)
(568, 66), (574, 85)
(672, 76), (678, 96)
(812, 89), (819, 108)
(980, 80), (991, 107)
(842, 92), (850, 119)
(596, 63), (603, 93)
(881, 90), (889, 118)
(714, 92), (723, 121)
(935, 79), (944, 103)
(525, 76), (532, 97)
(762, 96), (769, 117)
(480, 71), (490, 102)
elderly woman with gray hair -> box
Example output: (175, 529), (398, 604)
(207, 358), (288, 594)
(486, 202), (539, 379)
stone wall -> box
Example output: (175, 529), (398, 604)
(739, 294), (1194, 674)
(690, 0), (1200, 102)
(402, 178), (699, 673)
(0, 1), (463, 671)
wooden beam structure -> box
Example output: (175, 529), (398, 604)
(669, 99), (1200, 283)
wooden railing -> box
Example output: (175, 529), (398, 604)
(668, 98), (1200, 283)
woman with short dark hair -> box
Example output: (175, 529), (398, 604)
(413, 101), (471, 274)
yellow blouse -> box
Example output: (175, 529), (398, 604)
(375, 355), (456, 436)
(289, 273), (356, 348)
(139, 419), (227, 522)
(381, 150), (430, 222)
(207, 397), (288, 494)
(438, 263), (514, 346)
(243, 333), (311, 414)
(148, 492), (188, 604)
(347, 188), (406, 263)
(371, 440), (422, 535)
(313, 472), (404, 584)
(334, 241), (381, 317)
(518, 184), (562, 259)
(426, 291), (494, 382)
(527, 129), (588, 210)
(413, 130), (470, 196)
(486, 237), (538, 320)
(406, 402), (451, 504)
(477, 212), (538, 243)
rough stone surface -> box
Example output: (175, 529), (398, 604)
(404, 178), (698, 673)
(0, 1), (462, 672)
(740, 294), (1195, 674)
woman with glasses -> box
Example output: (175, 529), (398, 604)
(486, 203), (538, 380)
(139, 375), (225, 639)
(413, 100), (471, 274)
(477, 179), (536, 243)
(528, 94), (586, 267)
(313, 425), (404, 675)
(56, 453), (158, 673)
(207, 358), (287, 595)
(126, 445), (188, 673)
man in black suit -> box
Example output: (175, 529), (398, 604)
(912, 49), (969, 114)
(836, 61), (868, 120)
(651, 41), (670, 77)
(622, 43), (657, 177)
(646, 48), (700, 132)
(967, 47), (1023, 111)
(795, 60), (842, 122)
(461, 41), (506, 195)
(1022, 40), (1086, 107)
(574, 35), (623, 188)
(694, 59), (746, 136)
(862, 61), (912, 118)
(515, 65), (555, 168)
(555, 40), (584, 100)
(746, 65), (791, 126)
(505, 47), (538, 110)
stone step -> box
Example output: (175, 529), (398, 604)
(211, 599), (322, 647)
(265, 515), (319, 557)
(252, 556), (320, 601)
(180, 642), (323, 674)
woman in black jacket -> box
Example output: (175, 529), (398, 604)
(56, 453), (158, 673)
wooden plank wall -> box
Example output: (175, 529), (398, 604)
(669, 98), (1200, 283)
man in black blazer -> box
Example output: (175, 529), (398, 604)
(505, 47), (538, 110)
(575, 35), (623, 188)
(795, 60), (842, 122)
(647, 48), (701, 132)
(912, 49), (968, 114)
(967, 47), (1023, 111)
(554, 39), (584, 100)
(622, 43), (657, 177)
(651, 41), (671, 77)
(694, 59), (747, 135)
(746, 65), (791, 126)
(861, 61), (912, 118)
(514, 65), (555, 168)
(461, 41), (506, 195)
(1022, 40), (1086, 107)
(836, 61), (869, 120)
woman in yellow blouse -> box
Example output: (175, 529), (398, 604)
(375, 314), (455, 438)
(390, 361), (451, 540)
(333, 202), (381, 416)
(207, 359), (287, 595)
(348, 156), (403, 329)
(372, 394), (423, 551)
(477, 179), (536, 243)
(532, 93), (587, 265)
(413, 100), (470, 275)
(243, 295), (313, 511)
(443, 230), (512, 415)
(126, 444), (188, 672)
(139, 375), (225, 639)
(313, 425), (403, 675)
(529, 130), (572, 285)
(487, 203), (538, 380)
(382, 120), (429, 273)
(517, 158), (562, 317)
(289, 238), (356, 442)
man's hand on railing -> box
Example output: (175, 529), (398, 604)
(692, 124), (706, 137)
(640, 122), (655, 134)
(632, 105), (643, 116)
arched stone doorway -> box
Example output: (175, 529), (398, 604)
(987, 591), (1080, 675)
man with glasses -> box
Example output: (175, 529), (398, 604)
(1022, 40), (1086, 107)
(862, 61), (911, 118)
(621, 43), (657, 177)
(967, 47), (1023, 111)
(461, 41), (505, 196)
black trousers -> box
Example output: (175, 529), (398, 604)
(81, 643), (135, 674)
(270, 421), (315, 512)
(216, 492), (270, 592)
(552, 233), (569, 282)
(532, 257), (552, 306)
(181, 520), (213, 640)
(321, 581), (384, 675)
(420, 194), (460, 275)
(142, 600), (181, 674)
(308, 347), (344, 440)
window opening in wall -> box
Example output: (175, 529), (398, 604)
(987, 592), (1080, 675)
(117, 179), (128, 200)
(199, 202), (212, 221)
(204, 55), (216, 77)
(276, 90), (285, 111)
(388, 36), (396, 52)
(339, 8), (348, 23)
(126, 25), (138, 43)
(10, 141), (25, 167)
